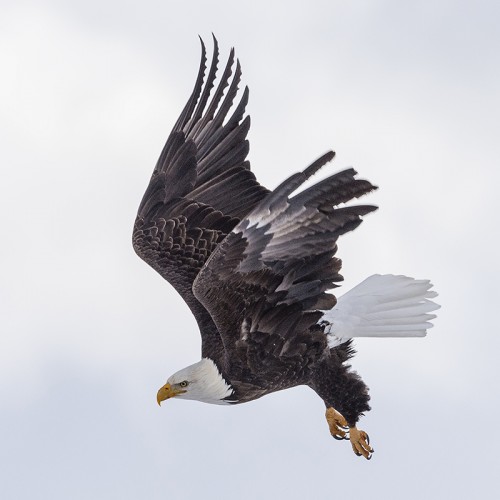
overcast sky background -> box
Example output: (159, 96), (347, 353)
(1, 1), (499, 498)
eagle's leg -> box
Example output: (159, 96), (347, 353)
(325, 407), (349, 440)
(312, 347), (374, 459)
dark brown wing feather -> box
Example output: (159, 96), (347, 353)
(193, 153), (377, 390)
(133, 37), (269, 360)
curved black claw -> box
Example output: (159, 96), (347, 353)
(332, 433), (349, 441)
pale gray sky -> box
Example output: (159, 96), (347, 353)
(1, 1), (499, 499)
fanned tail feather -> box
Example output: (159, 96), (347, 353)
(324, 274), (440, 347)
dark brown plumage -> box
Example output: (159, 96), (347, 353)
(133, 35), (375, 409)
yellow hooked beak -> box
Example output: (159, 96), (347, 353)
(157, 383), (186, 406)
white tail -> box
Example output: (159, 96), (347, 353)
(323, 274), (440, 348)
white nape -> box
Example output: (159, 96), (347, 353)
(323, 274), (440, 348)
(167, 358), (235, 405)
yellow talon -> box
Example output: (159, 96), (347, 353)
(325, 407), (349, 440)
(349, 426), (374, 459)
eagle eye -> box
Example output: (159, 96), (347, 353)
(179, 381), (188, 388)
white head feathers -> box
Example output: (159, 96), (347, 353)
(167, 358), (235, 405)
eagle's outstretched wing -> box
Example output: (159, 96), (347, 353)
(133, 37), (269, 360)
(193, 153), (377, 378)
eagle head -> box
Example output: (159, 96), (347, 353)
(157, 358), (235, 406)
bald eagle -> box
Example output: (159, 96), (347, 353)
(133, 37), (439, 459)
